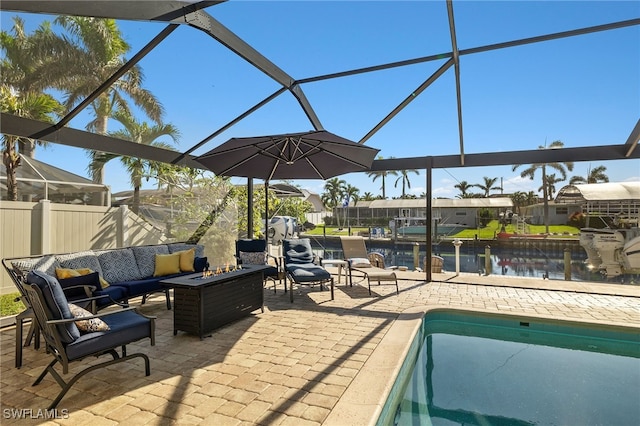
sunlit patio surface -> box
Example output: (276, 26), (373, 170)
(1, 268), (638, 425)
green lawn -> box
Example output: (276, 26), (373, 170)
(1, 292), (25, 317)
(304, 222), (579, 240)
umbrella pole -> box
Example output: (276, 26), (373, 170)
(265, 181), (269, 246)
(247, 178), (253, 239)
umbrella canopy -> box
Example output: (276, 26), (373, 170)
(195, 130), (380, 180)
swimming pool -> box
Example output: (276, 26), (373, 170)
(377, 310), (640, 426)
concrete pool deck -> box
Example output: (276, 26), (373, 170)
(1, 269), (638, 425)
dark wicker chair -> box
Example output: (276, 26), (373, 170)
(24, 270), (156, 410)
(235, 239), (283, 292)
(282, 238), (334, 302)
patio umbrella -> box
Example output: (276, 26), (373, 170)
(194, 130), (380, 180)
(194, 130), (380, 243)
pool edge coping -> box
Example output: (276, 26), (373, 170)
(323, 303), (640, 426)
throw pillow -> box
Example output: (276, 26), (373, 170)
(68, 303), (110, 332)
(194, 256), (208, 273)
(58, 271), (101, 299)
(154, 253), (181, 276)
(239, 251), (267, 265)
(176, 248), (196, 272)
(350, 257), (372, 268)
(55, 267), (110, 288)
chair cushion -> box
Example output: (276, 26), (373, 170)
(236, 239), (267, 257)
(58, 271), (101, 300)
(95, 248), (144, 283)
(68, 303), (110, 332)
(26, 271), (80, 343)
(65, 309), (152, 360)
(286, 263), (331, 283)
(284, 239), (314, 264)
(239, 251), (267, 265)
(131, 245), (170, 277)
(349, 257), (372, 268)
(153, 253), (181, 276)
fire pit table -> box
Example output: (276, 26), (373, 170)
(160, 265), (268, 339)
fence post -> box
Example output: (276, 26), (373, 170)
(485, 245), (491, 276)
(564, 248), (572, 281)
(38, 199), (51, 254)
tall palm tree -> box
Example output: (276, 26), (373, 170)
(1, 18), (64, 200)
(394, 168), (419, 198)
(366, 156), (397, 199)
(342, 183), (360, 227)
(512, 140), (574, 233)
(454, 180), (473, 198)
(539, 173), (563, 201)
(569, 165), (609, 185)
(473, 176), (501, 197)
(321, 177), (347, 227)
(102, 110), (179, 214)
(42, 17), (164, 188)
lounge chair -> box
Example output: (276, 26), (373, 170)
(340, 236), (398, 295)
(235, 239), (283, 292)
(282, 238), (334, 302)
(24, 270), (156, 409)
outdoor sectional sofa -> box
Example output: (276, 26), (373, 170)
(3, 242), (208, 311)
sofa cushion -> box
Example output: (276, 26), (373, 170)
(110, 277), (169, 297)
(68, 303), (110, 332)
(94, 286), (128, 308)
(194, 256), (208, 273)
(154, 253), (181, 276)
(168, 243), (204, 258)
(12, 255), (60, 277)
(131, 245), (169, 278)
(57, 251), (103, 277)
(95, 248), (144, 283)
(26, 271), (80, 343)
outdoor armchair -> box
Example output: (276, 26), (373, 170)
(24, 270), (156, 410)
(282, 238), (334, 302)
(340, 236), (398, 295)
(235, 239), (283, 292)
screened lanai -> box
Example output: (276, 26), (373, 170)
(0, 154), (109, 205)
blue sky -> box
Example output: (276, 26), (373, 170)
(2, 1), (639, 199)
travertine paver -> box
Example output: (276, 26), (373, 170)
(0, 271), (638, 425)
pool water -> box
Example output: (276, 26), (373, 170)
(378, 311), (640, 426)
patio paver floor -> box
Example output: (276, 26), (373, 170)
(1, 269), (638, 425)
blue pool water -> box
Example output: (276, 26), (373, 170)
(378, 311), (640, 426)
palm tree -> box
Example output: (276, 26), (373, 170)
(569, 165), (609, 185)
(321, 178), (347, 227)
(539, 173), (563, 201)
(43, 16), (163, 189)
(102, 110), (179, 214)
(473, 176), (501, 197)
(1, 18), (64, 200)
(510, 191), (527, 216)
(361, 192), (376, 201)
(342, 183), (360, 227)
(366, 156), (397, 199)
(454, 180), (473, 198)
(512, 140), (574, 233)
(394, 168), (419, 198)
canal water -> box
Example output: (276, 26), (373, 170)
(307, 236), (638, 284)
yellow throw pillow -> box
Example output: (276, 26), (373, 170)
(154, 253), (181, 277)
(177, 248), (196, 272)
(56, 267), (110, 288)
